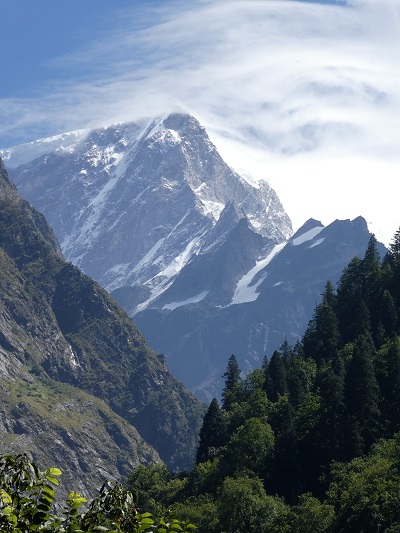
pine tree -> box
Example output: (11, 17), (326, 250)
(265, 350), (287, 402)
(380, 289), (398, 338)
(389, 227), (400, 259)
(221, 354), (241, 410)
(382, 336), (400, 435)
(362, 235), (383, 340)
(268, 396), (299, 501)
(303, 282), (340, 365)
(344, 333), (381, 457)
(385, 227), (400, 308)
(314, 358), (346, 466)
(196, 398), (228, 463)
(279, 338), (294, 366)
(337, 257), (364, 344)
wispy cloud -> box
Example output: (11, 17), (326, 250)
(1, 0), (399, 244)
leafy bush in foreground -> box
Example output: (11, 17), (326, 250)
(0, 453), (196, 532)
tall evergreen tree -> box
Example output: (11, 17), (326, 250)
(352, 299), (372, 339)
(389, 227), (400, 259)
(265, 350), (287, 402)
(268, 396), (299, 501)
(279, 338), (294, 366)
(337, 257), (364, 344)
(380, 289), (398, 338)
(314, 358), (346, 468)
(344, 333), (381, 457)
(303, 282), (340, 365)
(381, 336), (400, 435)
(385, 227), (400, 308)
(221, 354), (241, 410)
(362, 235), (383, 340)
(196, 398), (228, 464)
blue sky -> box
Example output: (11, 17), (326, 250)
(0, 1), (136, 97)
(1, 0), (400, 245)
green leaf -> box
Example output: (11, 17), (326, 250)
(170, 524), (183, 531)
(42, 484), (55, 497)
(48, 467), (62, 476)
(46, 475), (59, 486)
(0, 489), (12, 504)
(140, 517), (154, 525)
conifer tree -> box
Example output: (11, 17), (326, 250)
(303, 282), (340, 365)
(337, 257), (364, 343)
(221, 354), (241, 410)
(362, 235), (383, 339)
(380, 289), (398, 338)
(265, 350), (287, 402)
(268, 397), (299, 501)
(344, 333), (381, 457)
(279, 338), (294, 365)
(389, 227), (400, 259)
(196, 398), (228, 464)
(314, 358), (346, 466)
(382, 336), (400, 435)
(352, 299), (372, 339)
(385, 227), (400, 307)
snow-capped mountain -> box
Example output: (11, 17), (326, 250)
(2, 113), (383, 400)
(4, 113), (292, 315)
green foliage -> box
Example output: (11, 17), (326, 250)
(290, 493), (335, 533)
(223, 417), (274, 475)
(173, 495), (219, 533)
(221, 354), (242, 410)
(218, 475), (289, 533)
(265, 350), (287, 402)
(328, 435), (400, 531)
(126, 464), (187, 518)
(196, 399), (228, 464)
(0, 454), (196, 532)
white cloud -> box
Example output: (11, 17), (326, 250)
(1, 0), (399, 244)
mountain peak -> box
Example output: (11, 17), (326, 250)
(162, 112), (203, 133)
(11, 113), (292, 298)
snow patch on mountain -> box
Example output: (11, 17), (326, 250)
(133, 239), (165, 272)
(163, 291), (209, 311)
(292, 225), (324, 246)
(152, 236), (202, 282)
(230, 242), (286, 305)
(309, 237), (325, 248)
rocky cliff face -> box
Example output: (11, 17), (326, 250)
(0, 158), (203, 499)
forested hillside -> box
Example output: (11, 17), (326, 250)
(127, 230), (400, 532)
